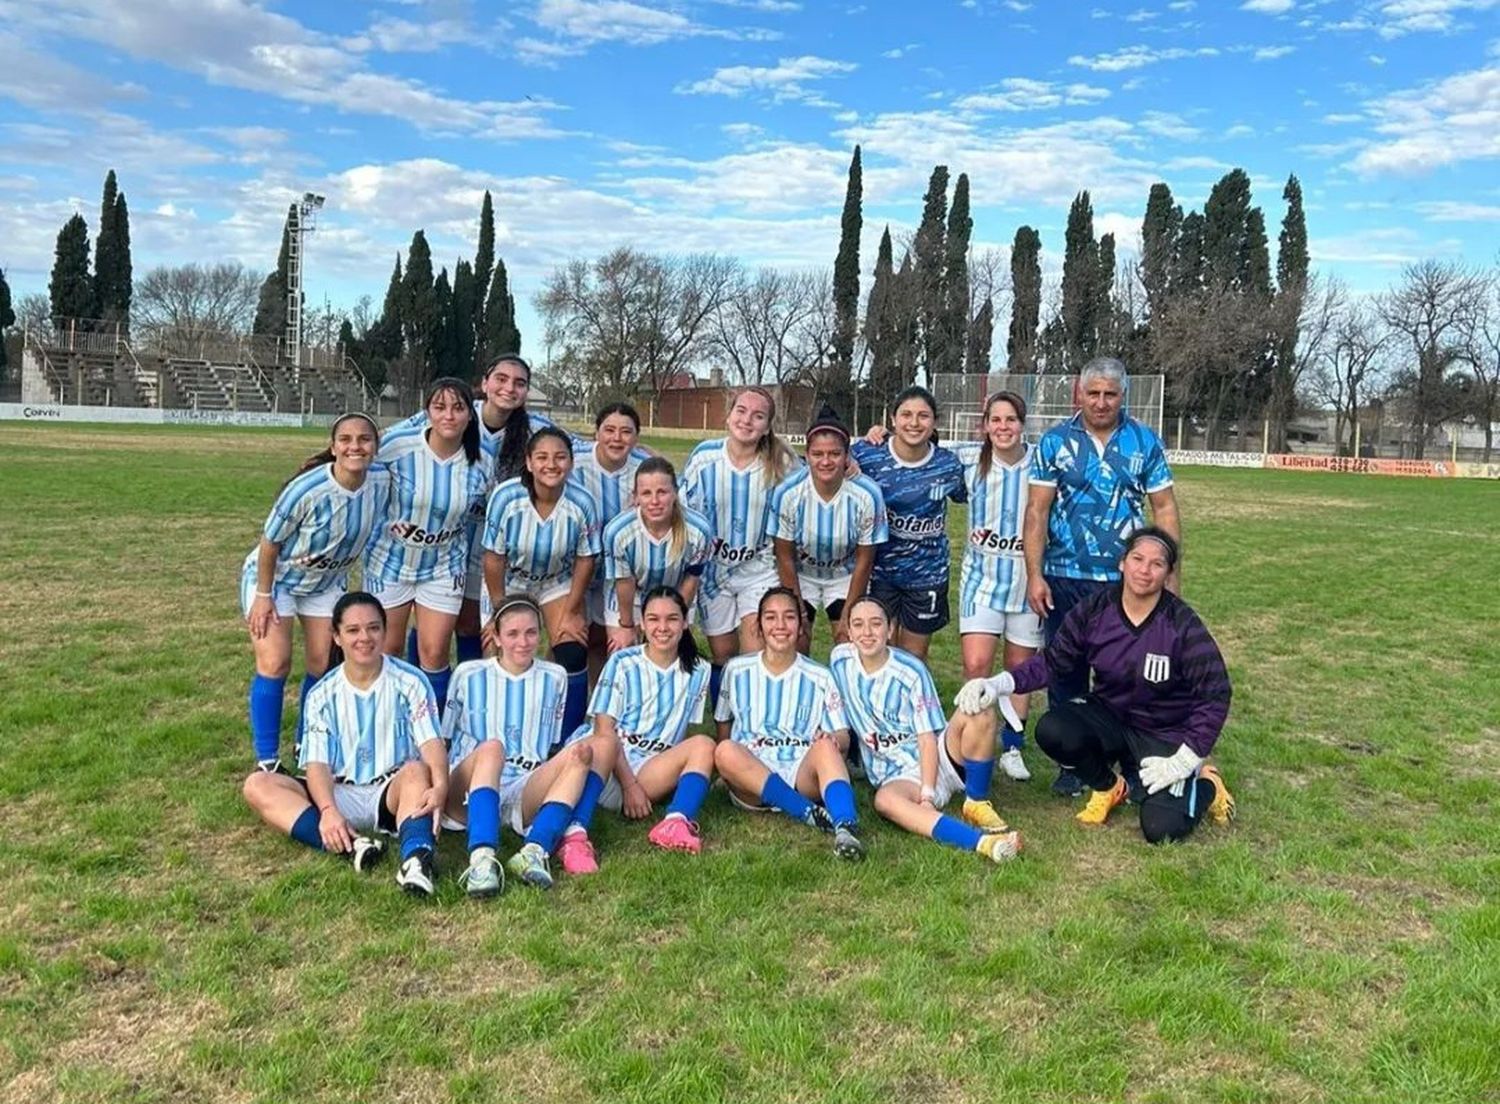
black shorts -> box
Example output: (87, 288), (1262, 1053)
(802, 598), (847, 625)
(869, 579), (950, 636)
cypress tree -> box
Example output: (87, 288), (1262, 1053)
(473, 191), (495, 369)
(1172, 211), (1205, 295)
(452, 259), (477, 377)
(893, 252), (920, 391)
(93, 170), (132, 326)
(430, 268), (457, 380)
(863, 226), (898, 412)
(403, 230), (437, 378)
(1269, 174), (1310, 448)
(1007, 226), (1041, 373)
(944, 172), (973, 374)
(1202, 168), (1253, 291)
(0, 268), (14, 373)
(253, 204), (295, 339)
(337, 317), (358, 360)
(1060, 190), (1099, 368)
(370, 255), (404, 361)
(1095, 232), (1117, 354)
(831, 145), (862, 387)
(913, 165), (949, 383)
(1140, 182), (1180, 316)
(481, 256), (520, 358)
(1277, 174), (1308, 298)
(112, 191), (132, 326)
(49, 214), (94, 323)
(1242, 208), (1271, 300)
(964, 295), (993, 376)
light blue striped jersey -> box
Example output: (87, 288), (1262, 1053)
(569, 441), (654, 524)
(482, 478), (602, 594)
(679, 438), (801, 579)
(601, 506), (715, 600)
(365, 429), (490, 586)
(828, 643), (947, 787)
(768, 469), (889, 581)
(243, 462), (391, 596)
(950, 441), (1032, 614)
(572, 646), (709, 765)
(715, 652), (848, 771)
(443, 657), (569, 785)
(298, 655), (441, 783)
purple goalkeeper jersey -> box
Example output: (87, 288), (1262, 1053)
(1011, 587), (1231, 756)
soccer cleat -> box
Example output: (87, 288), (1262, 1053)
(998, 748), (1031, 781)
(1076, 776), (1129, 827)
(647, 814), (702, 854)
(961, 798), (1011, 833)
(832, 823), (865, 862)
(506, 842), (555, 890)
(459, 850), (504, 899)
(1051, 767), (1086, 797)
(976, 829), (1023, 863)
(349, 834), (387, 874)
(1200, 764), (1236, 825)
(802, 803), (835, 834)
(395, 849), (435, 897)
(557, 830), (599, 875)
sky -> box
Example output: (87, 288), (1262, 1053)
(1, 0), (1497, 351)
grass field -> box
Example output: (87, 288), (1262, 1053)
(1, 423), (1497, 1104)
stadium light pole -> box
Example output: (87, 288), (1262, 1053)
(286, 192), (325, 369)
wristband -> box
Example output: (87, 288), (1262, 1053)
(255, 590), (274, 599)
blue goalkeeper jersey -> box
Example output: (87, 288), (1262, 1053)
(851, 440), (967, 588)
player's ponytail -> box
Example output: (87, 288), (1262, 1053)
(634, 457), (686, 560)
(279, 412), (379, 493)
(976, 390), (1027, 481)
(424, 377), (481, 466)
(641, 585), (700, 674)
(519, 426), (575, 507)
(326, 590), (386, 669)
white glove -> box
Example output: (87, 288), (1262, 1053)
(954, 672), (1015, 715)
(1138, 744), (1203, 795)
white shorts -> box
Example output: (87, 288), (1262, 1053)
(463, 559), (485, 603)
(479, 578), (574, 625)
(326, 779), (396, 835)
(959, 604), (1043, 648)
(499, 771), (535, 836)
(239, 563), (344, 620)
(800, 574), (850, 612)
(882, 746), (965, 808)
(369, 575), (465, 617)
(586, 585), (611, 628)
(699, 563), (778, 637)
(750, 744), (811, 790)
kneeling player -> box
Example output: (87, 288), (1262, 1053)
(443, 596), (620, 893)
(712, 587), (864, 861)
(570, 586), (717, 853)
(829, 595), (1021, 863)
(241, 591), (449, 896)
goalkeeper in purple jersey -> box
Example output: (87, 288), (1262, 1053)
(954, 528), (1235, 843)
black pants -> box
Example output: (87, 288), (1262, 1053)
(1035, 696), (1213, 844)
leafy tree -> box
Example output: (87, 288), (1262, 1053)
(430, 268), (458, 380)
(473, 190), (495, 368)
(1140, 182), (1180, 318)
(831, 145), (862, 396)
(0, 267), (13, 373)
(452, 259), (477, 379)
(481, 256), (520, 360)
(368, 255), (404, 362)
(1007, 226), (1041, 372)
(943, 172), (972, 374)
(49, 214), (94, 323)
(1266, 174), (1310, 449)
(1060, 190), (1099, 368)
(94, 170), (132, 326)
(252, 204), (294, 339)
(402, 230), (437, 379)
(913, 165), (949, 383)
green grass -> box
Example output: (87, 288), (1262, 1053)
(1, 422), (1497, 1104)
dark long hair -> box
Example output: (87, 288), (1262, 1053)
(278, 412), (379, 493)
(327, 590), (386, 668)
(520, 426), (575, 506)
(976, 390), (1027, 481)
(595, 401), (642, 432)
(756, 585), (805, 629)
(424, 377), (481, 465)
(891, 384), (940, 445)
(640, 585), (701, 674)
(485, 354), (534, 482)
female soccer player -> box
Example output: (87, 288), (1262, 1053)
(947, 391), (1041, 782)
(680, 386), (800, 708)
(600, 458), (714, 654)
(829, 595), (1021, 863)
(441, 595), (620, 892)
(769, 405), (887, 649)
(853, 386), (967, 661)
(712, 587), (864, 861)
(366, 378), (490, 715)
(242, 413), (390, 772)
(568, 586), (717, 853)
(241, 592), (449, 897)
(955, 527), (1235, 843)
(482, 426), (601, 743)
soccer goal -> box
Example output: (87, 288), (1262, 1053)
(934, 373), (1165, 444)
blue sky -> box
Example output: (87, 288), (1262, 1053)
(2, 0), (1497, 348)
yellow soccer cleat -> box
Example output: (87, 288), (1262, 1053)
(1200, 763), (1236, 825)
(1076, 776), (1129, 827)
(961, 798), (1010, 833)
(976, 829), (1022, 863)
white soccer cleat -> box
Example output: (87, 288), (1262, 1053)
(998, 748), (1031, 781)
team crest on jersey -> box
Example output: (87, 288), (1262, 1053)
(927, 482), (948, 500)
(1142, 653), (1170, 683)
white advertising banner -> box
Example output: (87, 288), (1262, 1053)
(1165, 449), (1265, 469)
(0, 403), (315, 428)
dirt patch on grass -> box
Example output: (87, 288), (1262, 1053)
(1184, 492), (1375, 523)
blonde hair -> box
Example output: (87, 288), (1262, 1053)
(634, 457), (687, 561)
(734, 385), (795, 484)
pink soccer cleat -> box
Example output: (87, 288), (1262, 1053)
(557, 830), (599, 875)
(647, 814), (702, 854)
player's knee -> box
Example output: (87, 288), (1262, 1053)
(1139, 806), (1191, 845)
(241, 771), (271, 808)
(398, 759), (432, 787)
(256, 657), (293, 680)
(566, 741), (594, 768)
(713, 739), (745, 776)
(472, 741), (503, 771)
(684, 733), (716, 764)
(1034, 708), (1077, 759)
(872, 785), (901, 818)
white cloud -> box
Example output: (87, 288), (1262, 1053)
(1321, 112), (1364, 123)
(676, 56), (856, 103)
(953, 78), (1110, 112)
(1004, 1), (1033, 10)
(0, 30), (143, 110)
(1241, 0), (1294, 13)
(1168, 1), (1197, 9)
(1351, 63), (1500, 174)
(1311, 226), (1458, 266)
(1372, 0), (1498, 39)
(1253, 45), (1296, 59)
(1225, 123), (1256, 137)
(1068, 44), (1219, 70)
(1415, 200), (1500, 221)
(344, 16), (485, 53)
(1125, 8), (1159, 21)
(1138, 110), (1200, 139)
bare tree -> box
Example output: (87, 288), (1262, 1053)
(1377, 260), (1487, 458)
(14, 292), (51, 336)
(133, 262), (263, 344)
(1307, 282), (1390, 454)
(710, 267), (820, 387)
(1459, 270), (1500, 461)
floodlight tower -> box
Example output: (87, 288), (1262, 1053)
(286, 191), (325, 366)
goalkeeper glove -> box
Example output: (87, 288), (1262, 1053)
(1138, 744), (1203, 795)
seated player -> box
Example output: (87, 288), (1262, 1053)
(442, 596), (620, 892)
(955, 527), (1235, 843)
(711, 587), (865, 861)
(769, 404), (887, 649)
(241, 591), (449, 897)
(829, 594), (1021, 862)
(568, 586), (717, 853)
